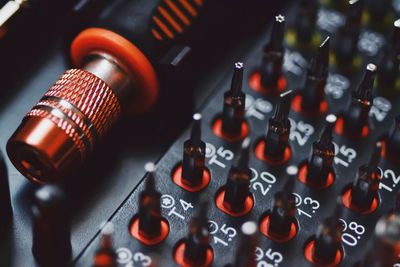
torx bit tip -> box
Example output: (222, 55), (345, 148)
(230, 62), (244, 96)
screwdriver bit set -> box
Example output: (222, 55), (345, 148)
(73, 1), (400, 266)
(1, 0), (400, 266)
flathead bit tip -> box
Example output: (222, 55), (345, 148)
(320, 36), (330, 47)
(310, 37), (330, 77)
(319, 36), (330, 59)
(274, 90), (292, 122)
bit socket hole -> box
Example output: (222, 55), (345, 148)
(19, 149), (48, 182)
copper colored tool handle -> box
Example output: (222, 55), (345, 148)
(7, 69), (121, 184)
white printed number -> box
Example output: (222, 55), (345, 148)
(116, 248), (152, 267)
(160, 195), (193, 221)
(208, 220), (237, 247)
(379, 169), (400, 193)
(289, 119), (314, 146)
(256, 247), (283, 267)
(333, 142), (357, 168)
(206, 143), (234, 169)
(339, 219), (366, 247)
(283, 50), (308, 76)
(293, 193), (320, 219)
(369, 97), (392, 122)
(317, 8), (345, 33)
(250, 168), (277, 196)
(358, 30), (385, 57)
(246, 94), (273, 120)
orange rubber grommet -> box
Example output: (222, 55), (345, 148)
(291, 94), (328, 115)
(254, 139), (291, 165)
(259, 214), (298, 243)
(341, 187), (379, 215)
(297, 163), (335, 189)
(174, 241), (214, 267)
(212, 118), (249, 142)
(172, 165), (211, 192)
(130, 217), (169, 246)
(71, 28), (159, 114)
(215, 188), (254, 217)
(335, 116), (369, 138)
(304, 240), (343, 267)
(248, 71), (287, 95)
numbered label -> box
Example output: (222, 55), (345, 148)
(293, 193), (320, 219)
(206, 143), (234, 169)
(208, 220), (237, 247)
(289, 119), (315, 146)
(116, 248), (152, 267)
(339, 219), (366, 247)
(255, 247), (284, 267)
(283, 50), (308, 76)
(250, 168), (277, 196)
(161, 195), (194, 221)
(246, 94), (273, 120)
(333, 142), (357, 168)
(317, 8), (345, 33)
(358, 30), (385, 57)
(370, 97), (392, 122)
(379, 168), (400, 193)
